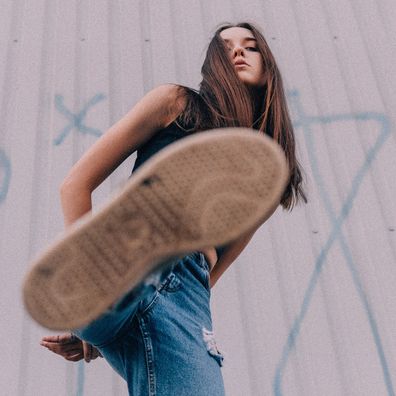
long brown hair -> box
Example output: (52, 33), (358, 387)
(176, 22), (307, 210)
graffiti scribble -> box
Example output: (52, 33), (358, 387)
(53, 93), (106, 145)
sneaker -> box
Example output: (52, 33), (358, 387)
(22, 128), (289, 330)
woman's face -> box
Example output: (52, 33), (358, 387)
(220, 27), (265, 88)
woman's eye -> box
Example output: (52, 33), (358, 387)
(246, 47), (258, 51)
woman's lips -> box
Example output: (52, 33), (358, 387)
(234, 60), (249, 67)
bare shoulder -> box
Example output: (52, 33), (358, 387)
(60, 84), (188, 193)
(145, 84), (187, 127)
(150, 83), (187, 103)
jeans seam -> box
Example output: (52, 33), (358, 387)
(138, 314), (156, 396)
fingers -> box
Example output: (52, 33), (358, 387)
(40, 334), (101, 363)
(41, 333), (80, 345)
(90, 347), (102, 360)
(42, 342), (81, 354)
(82, 341), (103, 362)
(41, 341), (82, 355)
(41, 343), (84, 361)
(82, 341), (92, 363)
(65, 352), (84, 362)
(40, 333), (84, 362)
(40, 339), (81, 351)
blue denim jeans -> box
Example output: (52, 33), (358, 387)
(73, 252), (225, 396)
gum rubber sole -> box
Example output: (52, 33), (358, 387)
(23, 127), (289, 330)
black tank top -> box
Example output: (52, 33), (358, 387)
(131, 120), (190, 174)
(130, 120), (227, 258)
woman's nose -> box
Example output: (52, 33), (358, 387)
(233, 46), (244, 57)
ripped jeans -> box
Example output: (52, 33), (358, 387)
(73, 252), (225, 396)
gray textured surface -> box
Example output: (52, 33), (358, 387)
(1, 0), (395, 395)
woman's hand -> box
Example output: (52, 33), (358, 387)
(40, 333), (102, 362)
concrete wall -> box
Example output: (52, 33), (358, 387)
(1, 0), (395, 394)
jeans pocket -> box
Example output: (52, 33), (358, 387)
(139, 290), (160, 315)
(140, 271), (181, 315)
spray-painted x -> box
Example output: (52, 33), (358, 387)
(274, 90), (394, 396)
(53, 93), (106, 146)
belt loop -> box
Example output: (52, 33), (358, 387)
(199, 251), (212, 272)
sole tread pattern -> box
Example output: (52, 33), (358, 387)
(23, 128), (289, 330)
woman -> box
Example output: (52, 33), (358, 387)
(38, 22), (306, 395)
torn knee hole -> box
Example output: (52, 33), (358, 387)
(202, 327), (224, 366)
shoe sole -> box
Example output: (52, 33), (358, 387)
(23, 128), (289, 330)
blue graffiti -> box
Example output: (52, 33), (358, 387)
(53, 93), (106, 145)
(273, 90), (394, 395)
(76, 361), (85, 396)
(0, 149), (11, 203)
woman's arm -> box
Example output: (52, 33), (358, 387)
(209, 191), (283, 287)
(209, 227), (258, 288)
(60, 84), (185, 227)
